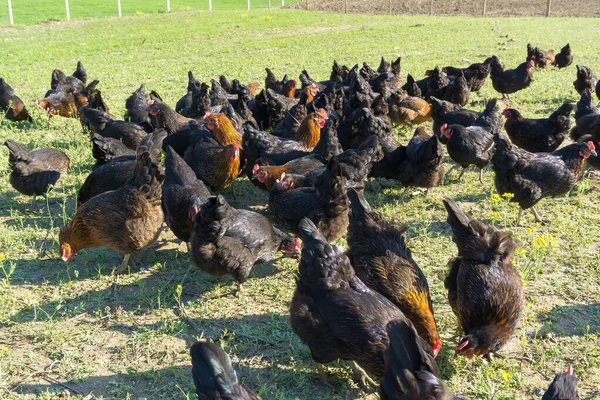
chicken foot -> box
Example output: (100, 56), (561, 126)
(235, 282), (245, 297)
(530, 206), (548, 224)
(108, 254), (132, 297)
(479, 168), (484, 184)
(350, 361), (378, 388)
(452, 167), (467, 183)
(114, 253), (132, 275)
(517, 206), (548, 226)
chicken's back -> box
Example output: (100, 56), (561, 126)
(290, 218), (408, 378)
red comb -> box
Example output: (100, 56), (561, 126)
(567, 365), (574, 375)
(503, 106), (509, 112)
(252, 164), (260, 175)
(232, 142), (238, 151)
(146, 100), (154, 107)
(203, 112), (211, 120)
(440, 123), (448, 133)
(587, 141), (595, 151)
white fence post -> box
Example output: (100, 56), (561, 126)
(65, 0), (70, 20)
(209, 0), (212, 10)
(166, 0), (170, 12)
(268, 0), (271, 9)
(117, 0), (122, 17)
(7, 0), (13, 25)
(281, 0), (284, 5)
(247, 0), (250, 10)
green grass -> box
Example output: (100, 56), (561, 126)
(1, 8), (600, 400)
(0, 0), (301, 26)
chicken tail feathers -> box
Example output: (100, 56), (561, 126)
(298, 218), (326, 247)
(491, 134), (517, 170)
(385, 320), (431, 373)
(190, 341), (239, 397)
(130, 146), (164, 202)
(4, 139), (31, 163)
(315, 157), (348, 217)
(139, 129), (167, 164)
(348, 188), (371, 218)
(550, 102), (574, 120)
(443, 198), (518, 263)
(73, 61), (87, 84)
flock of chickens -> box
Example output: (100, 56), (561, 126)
(1, 39), (594, 399)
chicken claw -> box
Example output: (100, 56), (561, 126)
(114, 253), (132, 275)
(350, 361), (378, 388)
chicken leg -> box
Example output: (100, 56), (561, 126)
(235, 282), (244, 297)
(399, 186), (411, 202)
(114, 253), (131, 275)
(452, 167), (467, 183)
(479, 168), (484, 184)
(530, 206), (547, 224)
(350, 361), (377, 388)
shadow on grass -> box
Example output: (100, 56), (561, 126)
(537, 303), (600, 337)
(5, 245), (288, 326)
(11, 358), (368, 400)
(0, 184), (78, 220)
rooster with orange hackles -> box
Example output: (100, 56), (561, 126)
(346, 189), (442, 358)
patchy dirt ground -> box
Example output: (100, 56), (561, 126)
(288, 0), (600, 17)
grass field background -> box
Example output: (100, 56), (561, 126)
(0, 0), (302, 26)
(1, 9), (600, 400)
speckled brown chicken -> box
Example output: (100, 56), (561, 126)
(60, 146), (164, 274)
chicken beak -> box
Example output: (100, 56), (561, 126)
(591, 150), (598, 157)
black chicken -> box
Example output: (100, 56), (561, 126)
(162, 146), (212, 244)
(553, 44), (573, 69)
(440, 98), (500, 183)
(573, 65), (597, 95)
(0, 78), (32, 122)
(542, 365), (578, 400)
(4, 139), (70, 203)
(502, 103), (573, 153)
(489, 56), (534, 100)
(492, 134), (596, 224)
(78, 130), (166, 205)
(443, 198), (524, 359)
(289, 218), (414, 382)
(189, 195), (300, 294)
(268, 158), (349, 242)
